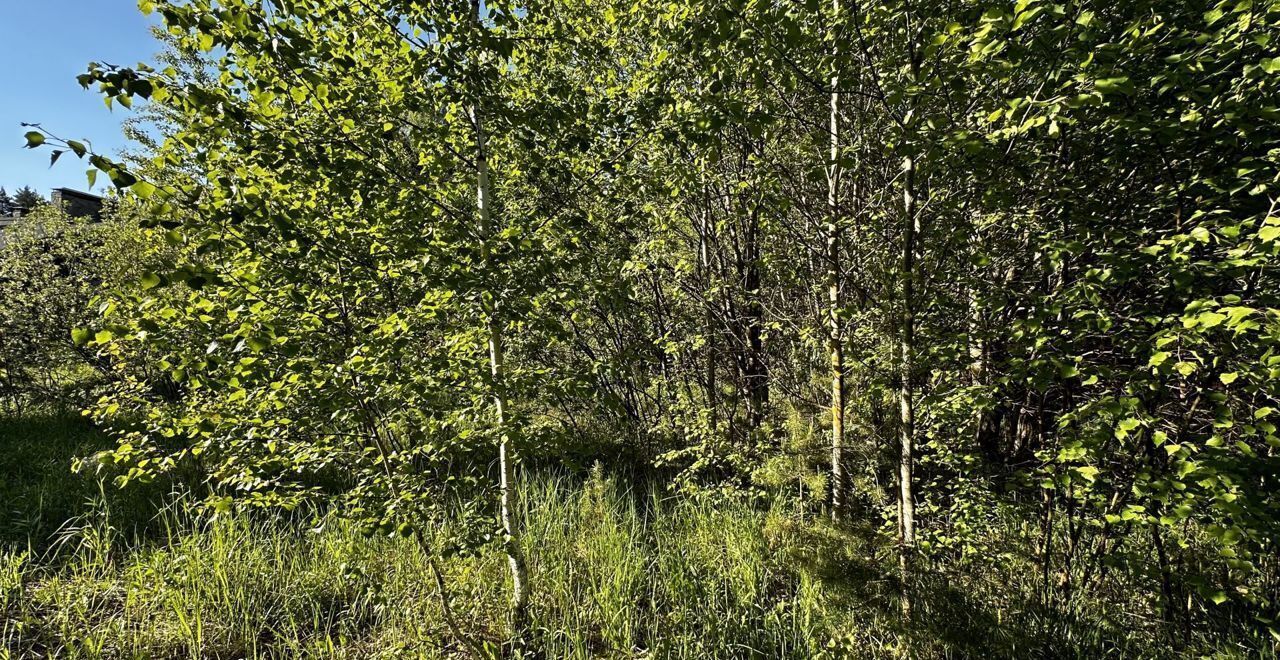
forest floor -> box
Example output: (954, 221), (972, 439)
(0, 415), (1269, 659)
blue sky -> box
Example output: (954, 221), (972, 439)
(0, 1), (160, 198)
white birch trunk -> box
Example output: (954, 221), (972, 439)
(898, 151), (918, 619)
(827, 0), (847, 522)
(471, 0), (530, 631)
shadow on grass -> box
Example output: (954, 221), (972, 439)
(785, 520), (1163, 659)
(0, 413), (173, 557)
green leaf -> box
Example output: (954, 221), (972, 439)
(71, 328), (93, 346)
(1198, 311), (1226, 329)
(1094, 77), (1133, 95)
(108, 168), (138, 189)
(1116, 417), (1141, 438)
(132, 180), (157, 199)
(1012, 6), (1045, 30)
(23, 131), (44, 148)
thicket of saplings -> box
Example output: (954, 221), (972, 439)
(5, 0), (1280, 657)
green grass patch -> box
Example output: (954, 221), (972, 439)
(1, 420), (1274, 658)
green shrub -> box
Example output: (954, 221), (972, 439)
(0, 203), (145, 413)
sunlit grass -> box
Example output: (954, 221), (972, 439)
(1, 419), (1275, 658)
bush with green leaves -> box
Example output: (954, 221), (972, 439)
(0, 203), (144, 412)
(32, 0), (637, 634)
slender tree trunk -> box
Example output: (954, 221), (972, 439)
(1152, 525), (1176, 625)
(699, 168), (718, 436)
(898, 151), (918, 619)
(471, 0), (530, 632)
(744, 210), (767, 437)
(827, 0), (847, 522)
(430, 556), (486, 659)
(968, 279), (1002, 461)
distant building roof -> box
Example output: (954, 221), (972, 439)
(51, 188), (104, 220)
(52, 187), (103, 203)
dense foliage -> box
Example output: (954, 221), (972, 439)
(12, 0), (1280, 654)
(0, 203), (144, 413)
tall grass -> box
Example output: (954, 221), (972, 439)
(0, 468), (865, 658)
(520, 470), (827, 658)
(2, 438), (1275, 658)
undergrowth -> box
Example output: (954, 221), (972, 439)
(1, 419), (1275, 658)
